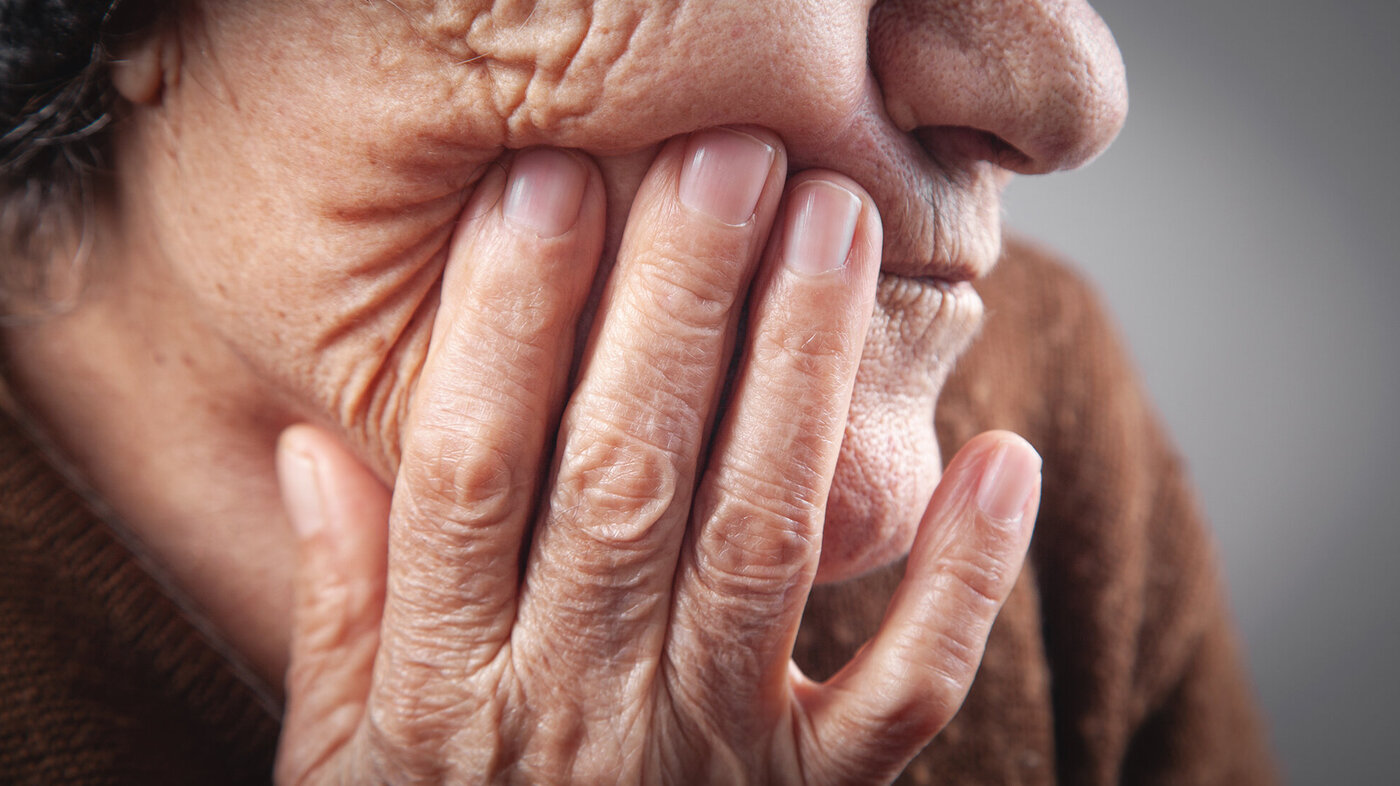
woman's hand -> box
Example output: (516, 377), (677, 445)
(271, 128), (1041, 784)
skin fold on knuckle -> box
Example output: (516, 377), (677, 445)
(921, 614), (987, 703)
(701, 408), (841, 520)
(581, 342), (713, 443)
(902, 551), (1017, 703)
(498, 645), (659, 781)
(361, 688), (465, 785)
(362, 646), (516, 770)
(414, 320), (559, 430)
(749, 318), (861, 387)
(455, 264), (583, 354)
(731, 373), (851, 457)
(934, 543), (1017, 622)
(711, 434), (832, 508)
(652, 668), (770, 780)
(692, 499), (818, 596)
(874, 649), (966, 750)
(383, 564), (516, 657)
(405, 260), (580, 451)
(516, 587), (663, 680)
(397, 434), (523, 544)
(625, 252), (745, 343)
(552, 422), (684, 549)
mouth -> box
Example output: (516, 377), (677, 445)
(877, 241), (998, 285)
(872, 272), (983, 324)
(875, 165), (1009, 285)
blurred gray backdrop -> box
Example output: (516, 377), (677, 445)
(1002, 0), (1399, 782)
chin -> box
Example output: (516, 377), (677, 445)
(813, 276), (984, 584)
(813, 395), (942, 584)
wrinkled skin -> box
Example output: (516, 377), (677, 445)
(2, 0), (1126, 781)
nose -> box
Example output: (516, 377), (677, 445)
(868, 0), (1128, 174)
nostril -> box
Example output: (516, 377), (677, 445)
(870, 0), (1129, 176)
(913, 126), (1036, 174)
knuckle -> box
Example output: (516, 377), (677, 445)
(711, 433), (833, 511)
(361, 730), (444, 784)
(553, 425), (682, 547)
(939, 546), (1015, 616)
(693, 481), (821, 590)
(471, 275), (578, 344)
(859, 643), (971, 750)
(414, 346), (545, 431)
(400, 434), (522, 540)
(752, 318), (855, 375)
(631, 247), (745, 336)
(362, 656), (518, 781)
(296, 578), (382, 660)
(924, 622), (985, 697)
(914, 550), (1016, 696)
(878, 679), (958, 745)
(362, 685), (459, 783)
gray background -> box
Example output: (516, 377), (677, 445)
(1002, 0), (1399, 782)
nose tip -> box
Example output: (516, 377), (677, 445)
(869, 0), (1129, 174)
(1012, 11), (1129, 173)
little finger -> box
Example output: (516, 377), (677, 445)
(798, 432), (1041, 782)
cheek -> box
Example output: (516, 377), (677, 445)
(489, 2), (871, 151)
(131, 0), (881, 486)
(130, 94), (493, 483)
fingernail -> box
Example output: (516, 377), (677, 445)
(279, 449), (325, 539)
(503, 148), (588, 238)
(783, 181), (861, 275)
(976, 440), (1042, 523)
(678, 128), (775, 225)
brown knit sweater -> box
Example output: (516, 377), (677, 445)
(0, 239), (1276, 784)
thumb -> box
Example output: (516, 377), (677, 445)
(273, 425), (391, 785)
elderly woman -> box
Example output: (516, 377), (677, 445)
(1, 0), (1274, 783)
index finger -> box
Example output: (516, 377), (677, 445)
(376, 149), (605, 684)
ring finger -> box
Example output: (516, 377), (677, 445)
(518, 127), (788, 671)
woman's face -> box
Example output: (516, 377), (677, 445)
(112, 0), (1125, 580)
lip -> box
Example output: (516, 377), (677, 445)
(872, 273), (981, 319)
(874, 161), (1010, 284)
(868, 274), (984, 370)
(880, 262), (982, 285)
(877, 235), (1000, 284)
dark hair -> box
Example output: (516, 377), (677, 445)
(1, 0), (155, 313)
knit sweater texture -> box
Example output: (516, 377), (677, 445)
(0, 238), (1277, 784)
